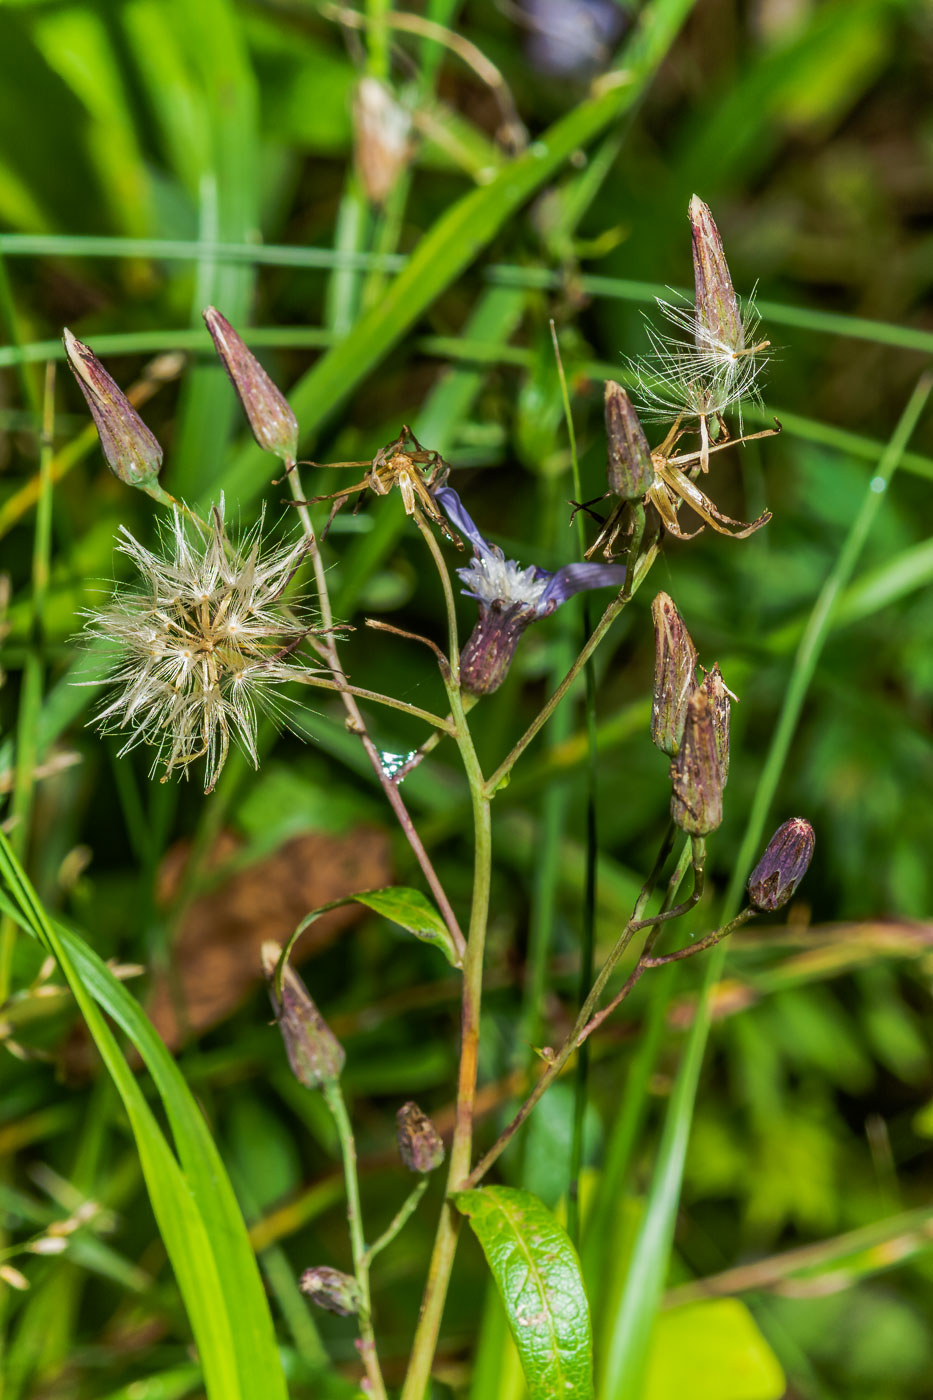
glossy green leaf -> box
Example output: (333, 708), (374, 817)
(352, 886), (461, 966)
(644, 1301), (785, 1400)
(453, 1185), (595, 1400)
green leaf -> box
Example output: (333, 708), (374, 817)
(453, 1185), (595, 1400)
(644, 1301), (785, 1400)
(352, 886), (460, 966)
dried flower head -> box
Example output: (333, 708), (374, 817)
(83, 499), (318, 793)
(650, 592), (697, 758)
(700, 663), (736, 786)
(670, 689), (723, 836)
(300, 1266), (361, 1316)
(396, 1101), (445, 1174)
(62, 328), (165, 494)
(353, 77), (413, 205)
(202, 307), (299, 464)
(748, 818), (815, 912)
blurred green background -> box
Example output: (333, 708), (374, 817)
(1, 0), (932, 1396)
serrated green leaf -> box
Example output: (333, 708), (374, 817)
(352, 887), (461, 966)
(453, 1185), (595, 1400)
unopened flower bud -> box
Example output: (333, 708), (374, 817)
(261, 942), (345, 1089)
(353, 77), (413, 205)
(748, 818), (815, 912)
(300, 1266), (361, 1316)
(396, 1101), (445, 1174)
(689, 195), (744, 359)
(63, 328), (163, 489)
(701, 663), (735, 786)
(651, 592), (697, 757)
(202, 307), (298, 463)
(605, 381), (654, 500)
(460, 601), (537, 696)
(670, 689), (723, 836)
(0, 1265), (29, 1291)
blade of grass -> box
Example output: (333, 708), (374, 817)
(0, 839), (290, 1400)
(602, 372), (932, 1399)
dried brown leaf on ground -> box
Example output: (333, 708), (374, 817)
(145, 826), (392, 1048)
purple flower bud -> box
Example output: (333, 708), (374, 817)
(605, 380), (654, 500)
(748, 818), (815, 912)
(261, 942), (345, 1089)
(670, 689), (723, 836)
(202, 307), (299, 463)
(62, 328), (163, 489)
(300, 1266), (361, 1316)
(396, 1101), (445, 1174)
(651, 592), (697, 758)
(700, 663), (735, 787)
(460, 601), (537, 696)
(689, 195), (744, 360)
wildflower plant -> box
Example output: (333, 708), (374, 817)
(49, 196), (819, 1400)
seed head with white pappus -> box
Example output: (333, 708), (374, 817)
(83, 499), (319, 793)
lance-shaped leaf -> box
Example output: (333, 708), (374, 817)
(452, 1186), (594, 1400)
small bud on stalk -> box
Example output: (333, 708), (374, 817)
(396, 1101), (445, 1174)
(748, 818), (815, 912)
(670, 689), (723, 836)
(202, 307), (299, 463)
(300, 1266), (361, 1316)
(604, 380), (654, 500)
(651, 592), (697, 757)
(261, 942), (345, 1089)
(689, 195), (745, 360)
(62, 328), (164, 491)
(701, 663), (735, 786)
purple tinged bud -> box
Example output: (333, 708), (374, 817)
(396, 1101), (445, 1174)
(700, 663), (735, 787)
(605, 380), (654, 500)
(460, 602), (538, 696)
(651, 592), (698, 758)
(689, 195), (744, 358)
(202, 307), (299, 463)
(261, 942), (345, 1089)
(748, 818), (815, 912)
(62, 328), (163, 489)
(299, 1266), (361, 1316)
(670, 689), (723, 836)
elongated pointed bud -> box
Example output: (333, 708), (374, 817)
(605, 381), (654, 499)
(651, 592), (697, 757)
(202, 307), (299, 463)
(261, 942), (345, 1089)
(701, 663), (735, 786)
(396, 1101), (445, 1174)
(670, 689), (723, 836)
(689, 195), (744, 358)
(63, 328), (163, 489)
(300, 1266), (361, 1316)
(353, 77), (413, 205)
(748, 818), (815, 912)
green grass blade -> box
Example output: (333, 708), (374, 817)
(205, 0), (700, 510)
(0, 834), (290, 1400)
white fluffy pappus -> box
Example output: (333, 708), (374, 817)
(82, 498), (320, 793)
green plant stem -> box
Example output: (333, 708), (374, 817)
(604, 372), (933, 1400)
(402, 683), (492, 1400)
(294, 673), (454, 733)
(463, 834), (693, 1190)
(640, 907), (755, 966)
(285, 462), (466, 965)
(364, 1179), (430, 1263)
(321, 1080), (387, 1400)
(412, 510), (460, 684)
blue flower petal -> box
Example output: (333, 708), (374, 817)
(433, 486), (491, 553)
(538, 561), (627, 611)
